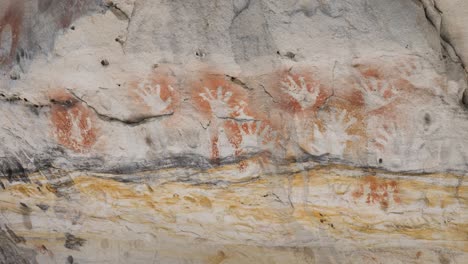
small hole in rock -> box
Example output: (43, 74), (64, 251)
(101, 59), (109, 66)
(424, 113), (431, 124)
(378, 158), (383, 164)
(70, 26), (75, 30)
(195, 50), (205, 57)
(285, 51), (295, 59)
(10, 73), (20, 80)
(145, 136), (153, 146)
(462, 90), (468, 109)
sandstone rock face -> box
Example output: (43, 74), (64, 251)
(434, 0), (468, 67)
(0, 1), (467, 263)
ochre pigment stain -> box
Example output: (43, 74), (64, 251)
(352, 175), (401, 210)
(128, 68), (178, 114)
(0, 0), (24, 66)
(210, 134), (220, 162)
(49, 91), (98, 153)
(272, 68), (331, 114)
(191, 72), (257, 163)
(223, 120), (278, 171)
(191, 72), (252, 119)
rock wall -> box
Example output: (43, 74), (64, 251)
(0, 0), (467, 263)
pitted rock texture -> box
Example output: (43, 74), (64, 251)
(0, 0), (467, 263)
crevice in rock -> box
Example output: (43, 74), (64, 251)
(261, 84), (278, 103)
(36, 204), (49, 212)
(318, 87), (335, 113)
(418, 0), (465, 69)
(64, 233), (86, 251)
(0, 92), (49, 109)
(320, 60), (337, 111)
(66, 89), (173, 126)
(199, 120), (211, 130)
(232, 0), (251, 21)
(183, 175), (262, 188)
(225, 74), (253, 90)
(276, 50), (297, 61)
(105, 1), (130, 20)
(418, 0), (468, 111)
(4, 225), (26, 244)
(122, 1), (137, 52)
(461, 88), (468, 110)
(420, 0), (442, 32)
(217, 116), (260, 122)
(440, 37), (461, 63)
(0, 157), (30, 183)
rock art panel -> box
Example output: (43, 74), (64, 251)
(128, 67), (179, 117)
(0, 0), (467, 263)
(49, 90), (98, 153)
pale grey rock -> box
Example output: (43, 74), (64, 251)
(0, 0), (467, 263)
(434, 0), (468, 67)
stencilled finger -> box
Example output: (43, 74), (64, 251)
(299, 76), (307, 90)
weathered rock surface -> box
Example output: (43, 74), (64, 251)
(0, 0), (467, 263)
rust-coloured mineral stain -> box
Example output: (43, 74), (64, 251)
(49, 91), (98, 153)
(0, 0), (24, 66)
